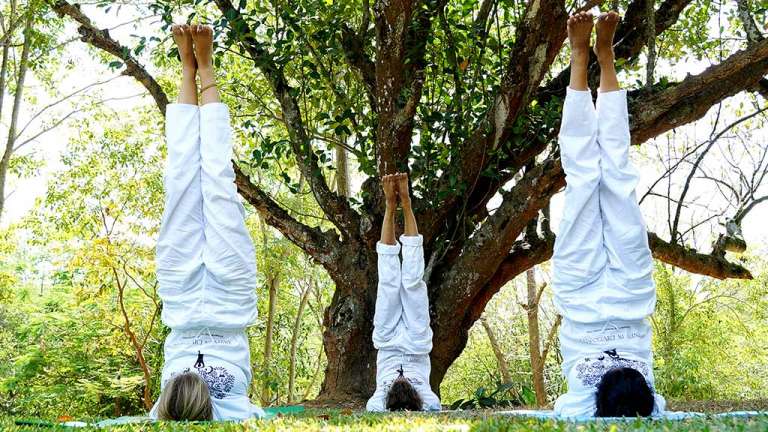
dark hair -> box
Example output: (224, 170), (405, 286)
(156, 372), (214, 421)
(595, 367), (655, 417)
(386, 376), (423, 411)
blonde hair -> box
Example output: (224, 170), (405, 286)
(156, 372), (213, 421)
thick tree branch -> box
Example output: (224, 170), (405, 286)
(374, 0), (444, 174)
(234, 165), (342, 273)
(489, 230), (753, 289)
(422, 0), (568, 242)
(540, 0), (693, 101)
(433, 157), (565, 324)
(628, 38), (768, 144)
(51, 1), (169, 113)
(214, 0), (361, 239)
(430, 233), (555, 388)
(648, 232), (752, 279)
(468, 0), (568, 159)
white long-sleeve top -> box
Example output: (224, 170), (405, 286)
(366, 235), (441, 412)
(552, 89), (665, 417)
(150, 103), (263, 421)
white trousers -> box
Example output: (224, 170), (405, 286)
(552, 88), (655, 324)
(156, 103), (258, 330)
(552, 89), (664, 417)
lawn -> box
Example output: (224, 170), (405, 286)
(4, 410), (768, 431)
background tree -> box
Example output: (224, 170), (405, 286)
(51, 0), (768, 403)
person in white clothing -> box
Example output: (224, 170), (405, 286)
(148, 24), (264, 422)
(552, 11), (666, 418)
(366, 173), (441, 412)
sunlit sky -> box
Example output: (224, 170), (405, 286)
(3, 3), (767, 261)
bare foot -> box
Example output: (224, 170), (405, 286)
(567, 12), (593, 65)
(171, 25), (196, 71)
(190, 24), (214, 71)
(594, 11), (620, 64)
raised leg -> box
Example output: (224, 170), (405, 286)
(595, 14), (655, 318)
(552, 13), (607, 324)
(193, 26), (258, 328)
(192, 24), (221, 106)
(156, 25), (204, 329)
(567, 12), (593, 91)
(396, 174), (432, 355)
(373, 175), (404, 348)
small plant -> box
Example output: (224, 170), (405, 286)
(449, 382), (523, 410)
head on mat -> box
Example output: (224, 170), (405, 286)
(156, 372), (214, 421)
(594, 367), (655, 417)
(386, 376), (423, 411)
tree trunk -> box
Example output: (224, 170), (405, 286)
(526, 269), (547, 407)
(480, 317), (512, 384)
(288, 279), (312, 404)
(335, 145), (350, 198)
(317, 250), (378, 404)
(0, 6), (31, 221)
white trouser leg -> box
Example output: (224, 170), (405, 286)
(552, 88), (607, 323)
(199, 103), (258, 328)
(596, 90), (655, 319)
(373, 241), (403, 349)
(157, 104), (205, 329)
(399, 234), (433, 354)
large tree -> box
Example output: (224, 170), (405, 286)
(52, 0), (767, 404)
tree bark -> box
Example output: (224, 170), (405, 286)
(335, 145), (350, 198)
(317, 253), (378, 404)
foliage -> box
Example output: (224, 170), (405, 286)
(652, 259), (768, 400)
(448, 382), (524, 410)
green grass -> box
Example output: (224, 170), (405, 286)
(4, 410), (768, 431)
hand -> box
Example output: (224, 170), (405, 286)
(382, 174), (398, 207)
